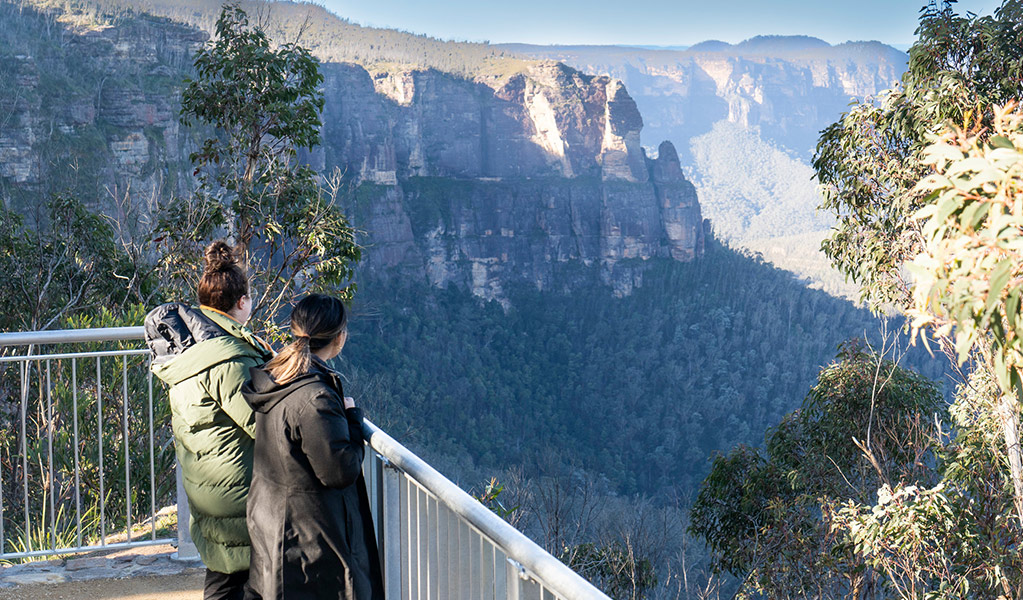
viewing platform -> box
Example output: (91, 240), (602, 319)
(0, 327), (610, 600)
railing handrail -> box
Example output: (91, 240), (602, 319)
(0, 326), (145, 347)
(363, 419), (610, 600)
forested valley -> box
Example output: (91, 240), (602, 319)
(343, 238), (947, 499)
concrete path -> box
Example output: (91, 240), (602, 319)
(0, 572), (204, 600)
(0, 544), (204, 600)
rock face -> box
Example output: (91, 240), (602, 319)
(316, 60), (703, 299)
(499, 38), (907, 158)
(0, 5), (704, 300)
(0, 7), (204, 213)
(346, 151), (704, 301)
(317, 60), (652, 184)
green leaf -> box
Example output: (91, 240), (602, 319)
(987, 260), (1013, 315)
(989, 135), (1015, 150)
(958, 201), (991, 230)
(1007, 287), (1021, 332)
(932, 193), (962, 226)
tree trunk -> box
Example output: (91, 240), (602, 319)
(998, 394), (1023, 528)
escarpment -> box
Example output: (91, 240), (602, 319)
(0, 2), (705, 302)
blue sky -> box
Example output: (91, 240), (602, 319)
(320, 0), (1004, 47)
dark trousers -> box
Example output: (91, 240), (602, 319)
(204, 568), (250, 600)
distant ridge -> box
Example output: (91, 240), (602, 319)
(686, 40), (731, 52)
(734, 34), (831, 54)
(499, 35), (906, 64)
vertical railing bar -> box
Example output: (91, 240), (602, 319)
(506, 558), (520, 600)
(428, 494), (438, 600)
(410, 482), (417, 600)
(21, 359), (31, 553)
(521, 575), (541, 600)
(448, 504), (458, 600)
(382, 460), (400, 600)
(437, 500), (449, 599)
(419, 488), (428, 599)
(148, 365), (155, 541)
(462, 519), (473, 600)
(46, 360), (55, 550)
(97, 357), (105, 546)
(470, 525), (481, 600)
(494, 548), (508, 600)
(123, 356), (132, 543)
(414, 483), (424, 600)
(399, 475), (410, 600)
(0, 361), (6, 554)
(483, 539), (496, 599)
(363, 449), (375, 529)
(73, 359), (81, 548)
(420, 484), (428, 599)
(373, 454), (384, 552)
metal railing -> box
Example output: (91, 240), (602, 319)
(0, 327), (176, 560)
(0, 327), (609, 599)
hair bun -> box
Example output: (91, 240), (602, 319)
(203, 240), (238, 273)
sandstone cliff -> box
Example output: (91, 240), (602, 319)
(499, 37), (907, 158)
(316, 59), (701, 299)
(0, 2), (704, 300)
(0, 9), (204, 207)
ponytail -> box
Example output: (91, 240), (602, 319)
(265, 294), (347, 384)
(265, 336), (312, 385)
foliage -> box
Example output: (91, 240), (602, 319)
(685, 446), (782, 578)
(690, 120), (831, 244)
(157, 3), (359, 330)
(0, 195), (143, 331)
(2, 503), (99, 564)
(561, 541), (658, 600)
(343, 241), (947, 503)
(831, 368), (1023, 600)
(836, 103), (1023, 599)
(908, 103), (1023, 400)
(813, 0), (1023, 311)
(472, 477), (520, 522)
(812, 7), (1023, 592)
(689, 343), (943, 598)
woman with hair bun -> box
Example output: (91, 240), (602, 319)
(242, 294), (384, 600)
(146, 240), (273, 600)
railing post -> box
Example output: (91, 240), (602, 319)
(506, 559), (522, 600)
(381, 460), (401, 599)
(172, 458), (200, 561)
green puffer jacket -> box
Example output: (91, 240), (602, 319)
(150, 307), (273, 574)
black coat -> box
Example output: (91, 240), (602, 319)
(241, 358), (384, 600)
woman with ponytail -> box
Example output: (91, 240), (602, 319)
(242, 294), (383, 600)
(145, 241), (273, 600)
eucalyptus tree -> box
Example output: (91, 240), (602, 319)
(813, 0), (1023, 311)
(689, 343), (942, 599)
(157, 3), (359, 328)
(805, 1), (1023, 595)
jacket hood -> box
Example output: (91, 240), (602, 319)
(148, 305), (272, 386)
(243, 358), (340, 414)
